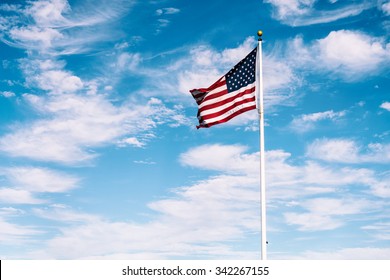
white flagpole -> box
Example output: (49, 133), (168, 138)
(257, 30), (267, 260)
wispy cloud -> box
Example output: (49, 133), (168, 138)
(0, 91), (15, 98)
(0, 0), (187, 166)
(285, 198), (378, 231)
(22, 147), (261, 259)
(0, 94), (185, 165)
(0, 188), (45, 204)
(15, 142), (387, 258)
(279, 247), (390, 260)
(180, 144), (258, 174)
(0, 166), (79, 205)
(306, 138), (390, 164)
(154, 7), (180, 33)
(19, 58), (83, 94)
(362, 221), (390, 241)
(156, 8), (180, 16)
(0, 217), (43, 244)
(2, 166), (79, 193)
(290, 110), (346, 132)
(262, 53), (300, 108)
(0, 0), (135, 55)
(265, 0), (375, 26)
(380, 102), (390, 111)
(1, 0), (389, 260)
(382, 2), (390, 15)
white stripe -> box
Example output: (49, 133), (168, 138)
(199, 81), (255, 109)
(201, 100), (256, 124)
(200, 90), (255, 116)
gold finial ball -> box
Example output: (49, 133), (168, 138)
(257, 30), (263, 37)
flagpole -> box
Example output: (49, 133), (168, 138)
(257, 30), (267, 260)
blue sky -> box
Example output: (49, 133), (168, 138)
(0, 0), (389, 259)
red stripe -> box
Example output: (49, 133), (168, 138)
(199, 96), (256, 121)
(197, 105), (257, 129)
(198, 87), (255, 113)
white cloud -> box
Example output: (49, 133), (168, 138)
(114, 52), (142, 72)
(290, 110), (346, 132)
(280, 247), (390, 259)
(26, 0), (70, 27)
(117, 137), (145, 148)
(0, 166), (79, 205)
(3, 166), (79, 193)
(18, 145), (258, 258)
(5, 143), (386, 258)
(26, 169), (261, 259)
(133, 160), (156, 165)
(265, 0), (315, 19)
(0, 94), (186, 164)
(154, 7), (179, 33)
(284, 212), (342, 231)
(157, 18), (170, 28)
(362, 222), (390, 241)
(38, 70), (83, 93)
(316, 30), (390, 76)
(380, 102), (390, 111)
(285, 198), (377, 231)
(156, 8), (180, 16)
(263, 54), (299, 108)
(303, 198), (369, 215)
(0, 2), (188, 165)
(288, 30), (390, 80)
(370, 173), (390, 198)
(182, 142), (390, 200)
(179, 144), (258, 175)
(182, 143), (388, 201)
(33, 206), (99, 223)
(382, 2), (390, 15)
(19, 58), (83, 94)
(0, 217), (42, 244)
(0, 188), (45, 204)
(10, 26), (64, 49)
(306, 138), (390, 164)
(307, 139), (359, 162)
(0, 91), (15, 98)
(0, 0), (136, 55)
(265, 0), (375, 26)
(0, 207), (25, 216)
(269, 153), (360, 197)
(0, 4), (21, 12)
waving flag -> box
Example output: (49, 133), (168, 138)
(190, 47), (257, 128)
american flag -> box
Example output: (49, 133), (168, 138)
(190, 47), (257, 128)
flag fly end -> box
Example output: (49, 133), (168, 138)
(189, 48), (257, 128)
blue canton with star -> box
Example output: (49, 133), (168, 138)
(225, 47), (257, 93)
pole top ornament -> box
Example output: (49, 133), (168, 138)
(257, 30), (263, 41)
